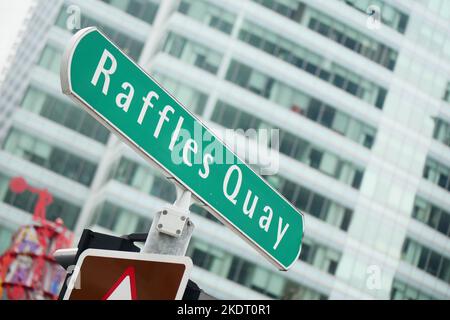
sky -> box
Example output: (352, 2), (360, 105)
(0, 0), (33, 76)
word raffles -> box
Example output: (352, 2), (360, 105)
(62, 28), (303, 269)
(91, 49), (289, 251)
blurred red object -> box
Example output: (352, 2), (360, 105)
(9, 177), (53, 222)
(0, 177), (73, 300)
(291, 105), (303, 114)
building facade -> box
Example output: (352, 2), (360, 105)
(0, 0), (449, 299)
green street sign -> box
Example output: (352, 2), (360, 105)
(61, 27), (304, 270)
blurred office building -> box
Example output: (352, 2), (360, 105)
(0, 0), (449, 299)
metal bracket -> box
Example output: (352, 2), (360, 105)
(154, 189), (192, 238)
(156, 205), (189, 237)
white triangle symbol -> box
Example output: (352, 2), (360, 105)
(102, 266), (137, 300)
(106, 275), (133, 300)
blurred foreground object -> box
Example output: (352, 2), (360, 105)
(0, 177), (73, 300)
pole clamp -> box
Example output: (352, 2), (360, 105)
(156, 205), (189, 237)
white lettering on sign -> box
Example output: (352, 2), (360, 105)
(115, 82), (134, 112)
(169, 117), (184, 151)
(243, 190), (258, 219)
(275, 217), (289, 250)
(155, 105), (175, 139)
(259, 206), (273, 232)
(199, 154), (213, 179)
(183, 139), (198, 167)
(138, 91), (159, 125)
(89, 51), (292, 252)
(223, 165), (242, 205)
(91, 49), (117, 95)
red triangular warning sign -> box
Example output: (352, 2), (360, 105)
(102, 266), (137, 300)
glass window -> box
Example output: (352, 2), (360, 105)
(309, 194), (325, 217)
(279, 132), (299, 157)
(226, 60), (377, 148)
(337, 0), (409, 34)
(423, 157), (450, 192)
(302, 5), (398, 70)
(152, 72), (208, 115)
(433, 118), (450, 147)
(401, 237), (450, 284)
(299, 237), (341, 274)
(239, 20), (386, 108)
(320, 153), (338, 176)
(162, 32), (223, 74)
(91, 202), (151, 235)
(442, 82), (450, 103)
(390, 278), (435, 300)
(56, 6), (144, 60)
(108, 157), (177, 203)
(187, 238), (325, 299)
(211, 100), (365, 189)
(332, 112), (349, 134)
(178, 0), (236, 34)
(151, 176), (177, 203)
(100, 0), (159, 24)
(38, 45), (62, 73)
(21, 86), (110, 144)
(308, 149), (323, 169)
(3, 129), (97, 186)
(412, 197), (450, 237)
(0, 175), (81, 230)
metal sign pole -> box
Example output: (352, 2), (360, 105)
(141, 187), (195, 256)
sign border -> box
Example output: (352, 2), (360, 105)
(63, 249), (193, 300)
(60, 27), (304, 271)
